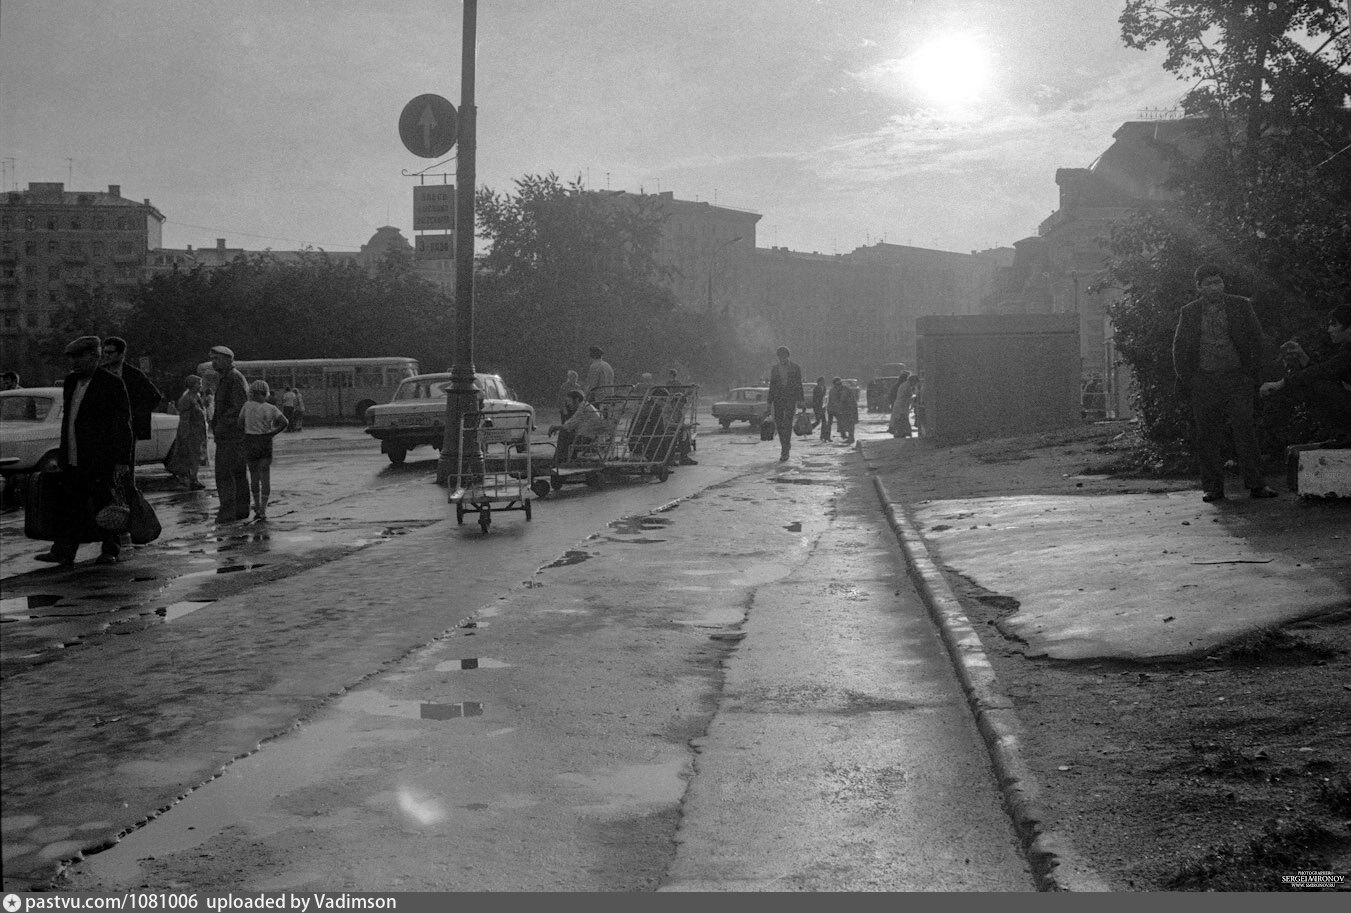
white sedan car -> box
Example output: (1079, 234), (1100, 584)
(0, 387), (179, 476)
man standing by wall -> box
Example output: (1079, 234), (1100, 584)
(767, 345), (804, 462)
(1172, 265), (1278, 502)
(32, 336), (131, 568)
(208, 345), (252, 522)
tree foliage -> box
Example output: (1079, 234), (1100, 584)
(1108, 0), (1351, 460)
(472, 173), (737, 405)
(112, 250), (452, 397)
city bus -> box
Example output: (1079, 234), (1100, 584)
(196, 356), (420, 424)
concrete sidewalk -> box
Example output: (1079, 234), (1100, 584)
(857, 432), (1350, 891)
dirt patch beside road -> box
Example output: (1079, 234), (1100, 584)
(866, 422), (1351, 891)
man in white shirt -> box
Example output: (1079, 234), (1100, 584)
(584, 346), (614, 400)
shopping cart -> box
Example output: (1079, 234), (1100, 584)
(448, 408), (535, 533)
(549, 385), (697, 491)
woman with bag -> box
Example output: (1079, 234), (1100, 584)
(165, 374), (208, 490)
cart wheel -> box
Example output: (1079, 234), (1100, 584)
(654, 464), (670, 482)
(550, 471), (563, 491)
(524, 499), (532, 520)
(585, 472), (601, 488)
(531, 478), (551, 499)
(479, 509), (491, 534)
(455, 503), (465, 525)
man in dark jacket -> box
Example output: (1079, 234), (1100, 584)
(208, 344), (252, 523)
(767, 345), (804, 462)
(100, 336), (161, 442)
(33, 335), (133, 568)
(1260, 303), (1351, 442)
(1172, 265), (1278, 502)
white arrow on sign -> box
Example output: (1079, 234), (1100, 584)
(418, 105), (438, 152)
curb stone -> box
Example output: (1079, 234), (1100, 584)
(867, 468), (1113, 892)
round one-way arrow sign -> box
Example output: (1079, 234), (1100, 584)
(399, 94), (458, 158)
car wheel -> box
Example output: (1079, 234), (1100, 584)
(354, 400), (376, 421)
(36, 451), (60, 474)
(719, 419), (731, 430)
(387, 445), (407, 465)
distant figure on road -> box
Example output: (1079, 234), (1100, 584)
(1260, 303), (1351, 443)
(281, 386), (298, 431)
(584, 346), (614, 401)
(827, 377), (858, 444)
(767, 346), (804, 462)
(239, 380), (288, 521)
(1172, 264), (1278, 502)
(208, 345), (253, 523)
(889, 371), (918, 438)
(166, 374), (208, 490)
(293, 388), (305, 431)
(812, 376), (828, 439)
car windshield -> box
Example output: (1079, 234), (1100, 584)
(392, 377), (453, 401)
(0, 395), (55, 422)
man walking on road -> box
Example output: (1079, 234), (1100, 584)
(767, 345), (804, 462)
(1172, 264), (1279, 502)
(208, 345), (252, 523)
(33, 335), (132, 568)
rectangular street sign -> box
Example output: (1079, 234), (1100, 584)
(415, 233), (453, 260)
(413, 185), (456, 231)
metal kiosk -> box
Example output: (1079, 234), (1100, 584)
(448, 408), (535, 533)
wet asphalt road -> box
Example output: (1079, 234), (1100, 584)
(2, 416), (1032, 891)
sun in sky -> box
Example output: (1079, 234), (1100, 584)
(899, 32), (995, 115)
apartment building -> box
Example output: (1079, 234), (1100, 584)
(0, 182), (164, 381)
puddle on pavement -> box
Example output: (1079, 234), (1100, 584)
(420, 701), (484, 719)
(785, 522), (802, 531)
(434, 657), (510, 672)
(544, 550), (591, 568)
(608, 515), (674, 534)
(178, 563), (268, 580)
(0, 594), (64, 616)
(157, 600), (216, 622)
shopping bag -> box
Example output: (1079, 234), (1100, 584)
(127, 485), (162, 544)
(793, 409), (814, 437)
(760, 416), (776, 441)
(24, 470), (102, 543)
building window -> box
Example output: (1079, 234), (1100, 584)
(93, 241), (105, 256)
(47, 217), (57, 230)
(69, 240), (84, 256)
(0, 240), (11, 256)
(48, 240), (58, 254)
(48, 290), (59, 304)
(117, 218), (129, 230)
(94, 216), (104, 230)
(49, 265), (61, 280)
(71, 216), (82, 230)
(2, 266), (14, 279)
(0, 215), (9, 230)
(24, 240), (35, 255)
(2, 314), (15, 329)
(117, 240), (136, 255)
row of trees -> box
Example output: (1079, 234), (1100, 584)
(1107, 0), (1351, 463)
(38, 175), (744, 407)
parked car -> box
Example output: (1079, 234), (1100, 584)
(711, 386), (771, 429)
(364, 372), (535, 464)
(0, 387), (179, 476)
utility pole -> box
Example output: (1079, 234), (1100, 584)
(437, 0), (483, 486)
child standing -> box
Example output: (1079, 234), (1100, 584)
(238, 380), (289, 520)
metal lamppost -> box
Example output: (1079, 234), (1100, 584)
(437, 0), (483, 486)
(706, 235), (742, 315)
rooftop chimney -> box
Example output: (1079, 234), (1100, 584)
(217, 239), (226, 250)
(108, 185), (121, 197)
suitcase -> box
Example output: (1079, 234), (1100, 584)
(759, 416), (775, 441)
(24, 470), (103, 543)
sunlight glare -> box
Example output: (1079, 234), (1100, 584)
(903, 32), (993, 113)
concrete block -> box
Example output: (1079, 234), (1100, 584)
(1298, 449), (1351, 498)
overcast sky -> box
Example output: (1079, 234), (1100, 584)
(2, 0), (1187, 256)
